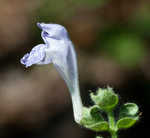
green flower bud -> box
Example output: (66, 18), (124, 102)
(90, 87), (119, 112)
(119, 103), (139, 118)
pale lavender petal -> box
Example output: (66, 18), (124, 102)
(21, 23), (78, 93)
(65, 42), (79, 92)
(21, 23), (83, 123)
(66, 42), (78, 84)
(37, 23), (69, 44)
(20, 44), (51, 67)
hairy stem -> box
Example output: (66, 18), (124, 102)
(107, 111), (117, 138)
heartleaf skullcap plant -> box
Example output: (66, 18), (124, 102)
(21, 23), (83, 123)
(21, 23), (140, 138)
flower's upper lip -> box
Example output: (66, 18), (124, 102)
(37, 22), (50, 31)
(37, 23), (57, 40)
(37, 22), (41, 29)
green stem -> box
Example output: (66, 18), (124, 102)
(107, 111), (117, 138)
(111, 131), (117, 138)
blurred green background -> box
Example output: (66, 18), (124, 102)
(0, 0), (149, 138)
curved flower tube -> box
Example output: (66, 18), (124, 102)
(21, 23), (83, 123)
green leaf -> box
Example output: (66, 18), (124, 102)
(117, 103), (139, 130)
(90, 105), (104, 120)
(119, 103), (139, 118)
(80, 107), (103, 125)
(87, 121), (109, 132)
(116, 117), (138, 129)
(80, 106), (108, 132)
(90, 87), (118, 111)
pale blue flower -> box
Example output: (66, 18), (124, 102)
(21, 23), (83, 123)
